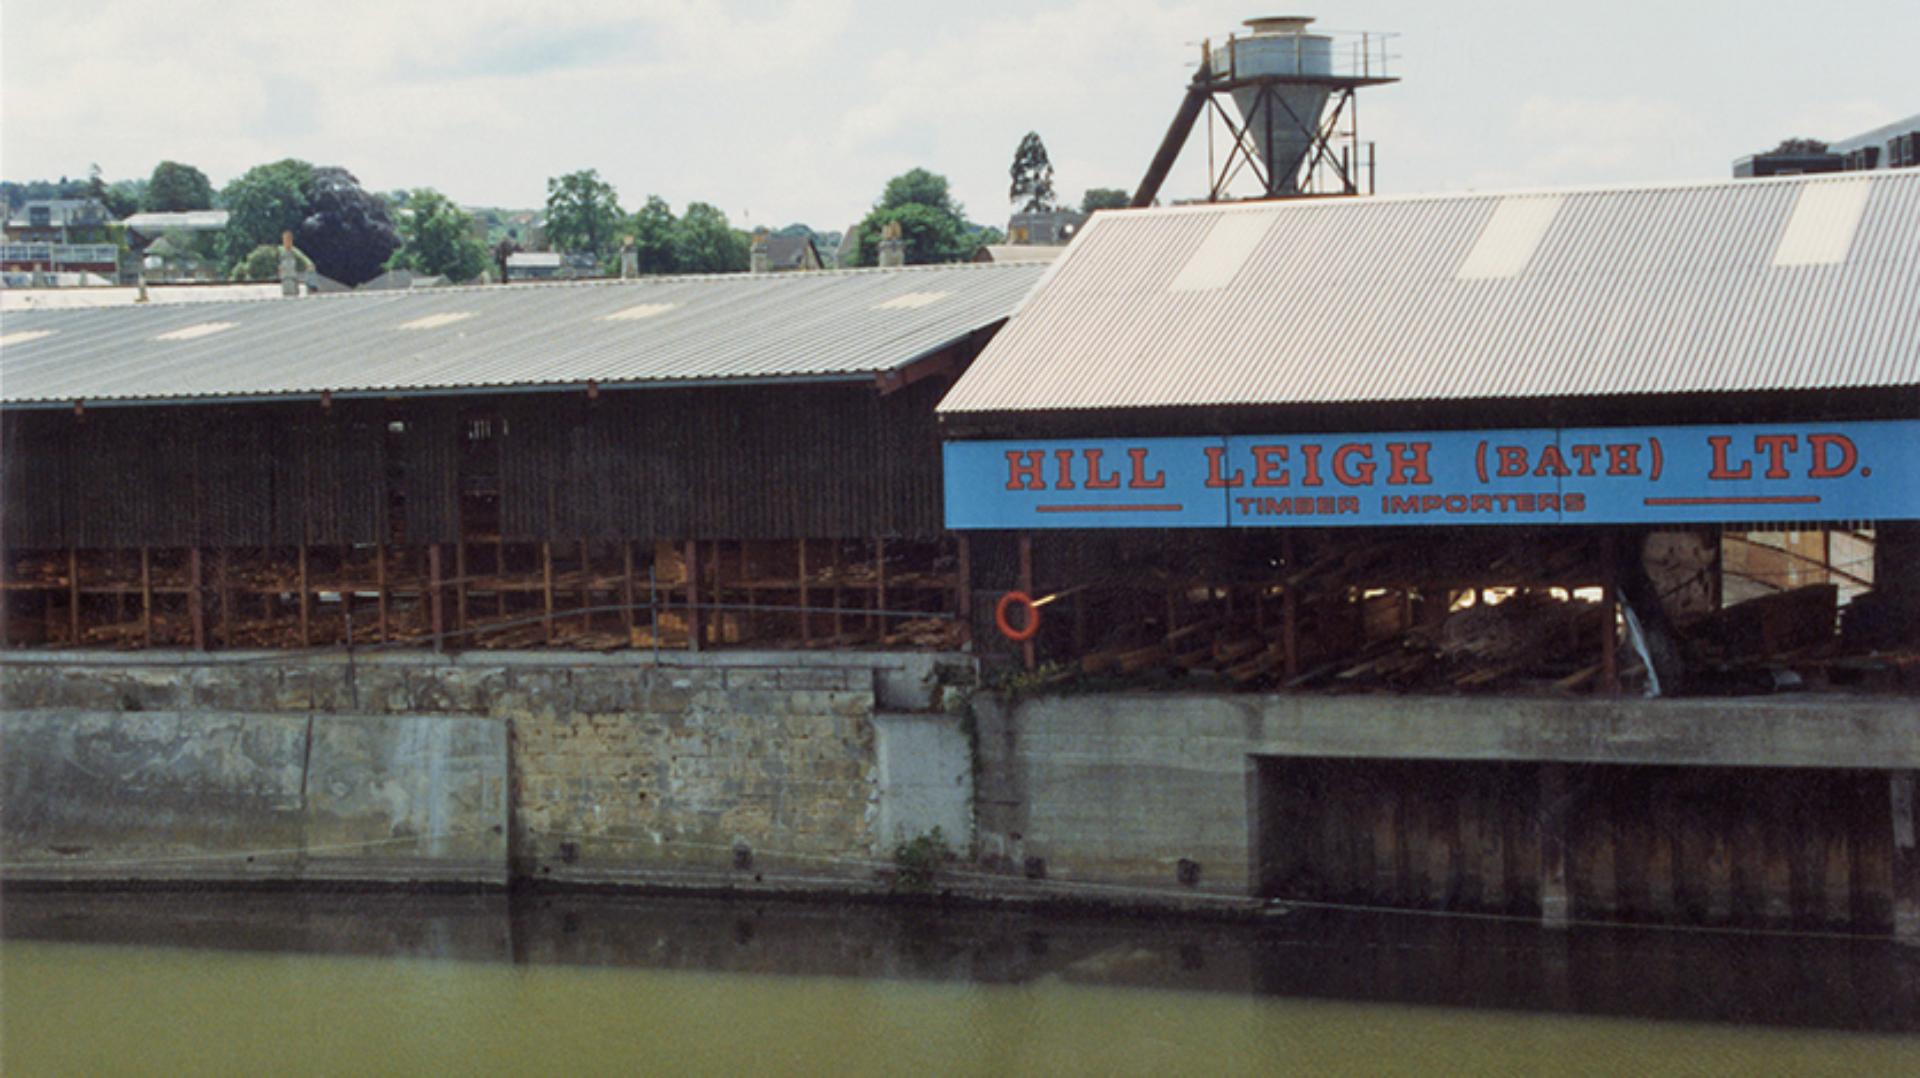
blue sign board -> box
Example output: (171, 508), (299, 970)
(943, 420), (1920, 529)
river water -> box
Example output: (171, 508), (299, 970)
(3, 891), (1917, 1075)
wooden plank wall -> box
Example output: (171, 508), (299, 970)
(1257, 758), (1900, 935)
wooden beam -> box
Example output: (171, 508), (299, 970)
(67, 548), (80, 645)
(622, 542), (636, 632)
(954, 534), (971, 648)
(873, 346), (956, 396)
(429, 543), (445, 653)
(455, 539), (469, 634)
(216, 548), (231, 648)
(375, 543), (389, 643)
(798, 539), (811, 646)
(685, 540), (702, 652)
(830, 540), (842, 641)
(1893, 771), (1918, 944)
(1282, 533), (1299, 679)
(188, 545), (205, 645)
(710, 540), (722, 646)
(1539, 763), (1571, 929)
(141, 547), (155, 648)
(579, 540), (592, 631)
(1018, 532), (1035, 673)
(1600, 533), (1620, 696)
(875, 537), (888, 638)
(296, 544), (309, 648)
(541, 541), (555, 646)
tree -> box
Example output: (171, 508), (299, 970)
(672, 202), (749, 273)
(880, 167), (964, 218)
(389, 188), (489, 282)
(105, 179), (147, 219)
(1771, 137), (1829, 154)
(230, 243), (314, 281)
(146, 161), (215, 212)
(219, 159), (316, 268)
(1009, 132), (1057, 212)
(849, 203), (967, 267)
(1081, 187), (1131, 214)
(297, 167), (402, 286)
(629, 195), (679, 274)
(544, 169), (624, 267)
(849, 168), (978, 266)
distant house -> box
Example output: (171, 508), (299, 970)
(137, 233), (217, 281)
(123, 210), (230, 241)
(1005, 209), (1085, 246)
(972, 244), (1066, 264)
(1734, 115), (1920, 177)
(4, 198), (116, 244)
(505, 251), (597, 281)
(1831, 114), (1920, 171)
(759, 233), (824, 272)
(0, 241), (120, 277)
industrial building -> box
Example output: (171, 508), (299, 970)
(939, 167), (1920, 937)
(0, 261), (1046, 652)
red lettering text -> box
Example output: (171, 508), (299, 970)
(1203, 447), (1244, 488)
(1332, 444), (1376, 486)
(1808, 433), (1858, 479)
(1754, 434), (1797, 479)
(1384, 442), (1432, 485)
(1005, 450), (1045, 491)
(1127, 448), (1165, 489)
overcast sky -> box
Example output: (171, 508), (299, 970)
(4, 1), (1913, 231)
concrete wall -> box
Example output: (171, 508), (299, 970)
(0, 650), (966, 889)
(973, 692), (1920, 902)
(1, 709), (505, 884)
(872, 711), (973, 851)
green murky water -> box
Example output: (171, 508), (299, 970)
(3, 893), (1916, 1075)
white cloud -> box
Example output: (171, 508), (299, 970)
(4, 1), (1916, 226)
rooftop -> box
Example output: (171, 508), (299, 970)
(939, 171), (1920, 415)
(0, 262), (1047, 407)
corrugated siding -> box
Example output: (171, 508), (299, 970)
(0, 262), (1044, 405)
(1, 382), (949, 550)
(939, 172), (1920, 414)
(494, 381), (947, 542)
(1, 404), (393, 549)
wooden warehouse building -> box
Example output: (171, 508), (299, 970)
(937, 170), (1920, 938)
(0, 260), (1047, 652)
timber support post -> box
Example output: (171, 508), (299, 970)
(1893, 771), (1918, 944)
(429, 543), (445, 653)
(1539, 763), (1572, 929)
(188, 547), (205, 651)
(1018, 532), (1035, 673)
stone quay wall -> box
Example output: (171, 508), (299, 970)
(0, 650), (971, 890)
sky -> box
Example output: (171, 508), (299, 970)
(3, 0), (1914, 232)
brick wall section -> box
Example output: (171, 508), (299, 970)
(508, 665), (882, 884)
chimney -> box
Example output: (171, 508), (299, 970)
(877, 220), (905, 268)
(750, 229), (771, 274)
(620, 237), (637, 279)
(279, 231), (299, 297)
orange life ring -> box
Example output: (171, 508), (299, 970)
(996, 591), (1041, 642)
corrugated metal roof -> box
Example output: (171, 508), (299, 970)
(938, 171), (1920, 415)
(0, 262), (1046, 406)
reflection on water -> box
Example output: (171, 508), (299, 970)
(3, 891), (1917, 1075)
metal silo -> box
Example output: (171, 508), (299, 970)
(1131, 15), (1399, 205)
(1226, 17), (1335, 196)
